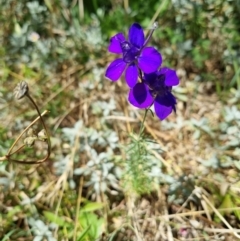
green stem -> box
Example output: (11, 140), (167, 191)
(138, 108), (149, 137)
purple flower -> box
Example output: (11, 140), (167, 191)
(105, 23), (162, 88)
(128, 67), (179, 120)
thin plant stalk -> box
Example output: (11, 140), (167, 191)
(6, 110), (49, 156)
(2, 81), (51, 164)
(25, 93), (51, 157)
(138, 108), (149, 137)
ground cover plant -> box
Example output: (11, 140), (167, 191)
(0, 0), (240, 240)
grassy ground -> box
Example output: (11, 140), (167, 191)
(0, 0), (240, 240)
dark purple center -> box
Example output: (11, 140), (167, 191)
(150, 74), (171, 97)
(121, 41), (139, 63)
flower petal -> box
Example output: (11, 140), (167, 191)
(138, 47), (162, 73)
(154, 101), (172, 121)
(159, 67), (179, 86)
(125, 64), (138, 88)
(105, 59), (127, 81)
(154, 92), (176, 120)
(108, 33), (126, 54)
(128, 83), (154, 108)
(128, 23), (144, 49)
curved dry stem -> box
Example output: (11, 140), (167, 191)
(7, 144), (25, 156)
(0, 156), (7, 161)
(25, 93), (51, 160)
(7, 110), (49, 156)
(5, 108), (51, 164)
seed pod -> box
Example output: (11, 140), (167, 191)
(24, 136), (37, 147)
(37, 129), (47, 142)
(14, 81), (29, 99)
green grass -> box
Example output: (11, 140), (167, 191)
(0, 0), (240, 240)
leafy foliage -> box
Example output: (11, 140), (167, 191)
(1, 0), (240, 240)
